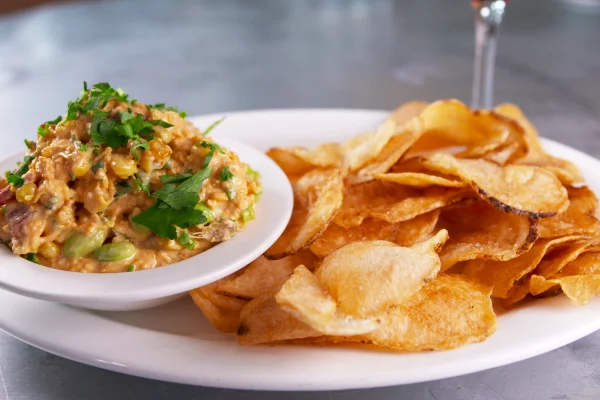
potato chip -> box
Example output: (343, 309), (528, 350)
(420, 152), (569, 218)
(334, 179), (470, 228)
(534, 238), (600, 278)
(266, 144), (345, 181)
(462, 235), (581, 298)
(538, 187), (600, 239)
(315, 231), (448, 317)
(363, 274), (496, 351)
(343, 119), (396, 172)
(237, 286), (322, 345)
(189, 287), (247, 333)
(265, 168), (344, 259)
(495, 103), (584, 186)
(389, 101), (429, 125)
(529, 274), (600, 306)
(373, 172), (466, 188)
(394, 210), (440, 247)
(438, 201), (537, 271)
(275, 265), (379, 335)
(479, 141), (521, 165)
(217, 251), (319, 300)
(558, 250), (600, 276)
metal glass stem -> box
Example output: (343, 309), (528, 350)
(471, 0), (506, 109)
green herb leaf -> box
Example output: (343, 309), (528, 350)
(132, 200), (207, 239)
(220, 166), (233, 182)
(24, 139), (34, 150)
(202, 117), (225, 136)
(160, 172), (193, 184)
(152, 168), (212, 210)
(151, 120), (174, 128)
(7, 155), (34, 187)
(133, 175), (151, 195)
(91, 160), (105, 173)
(148, 103), (187, 118)
(127, 264), (135, 272)
(131, 142), (149, 160)
(37, 116), (62, 137)
(115, 181), (132, 198)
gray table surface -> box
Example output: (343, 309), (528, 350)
(1, 0), (600, 399)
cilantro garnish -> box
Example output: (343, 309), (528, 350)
(133, 175), (150, 195)
(24, 139), (34, 150)
(132, 200), (207, 239)
(177, 230), (197, 250)
(202, 117), (225, 136)
(195, 140), (225, 169)
(152, 168), (212, 210)
(91, 160), (105, 173)
(37, 116), (62, 137)
(131, 142), (149, 160)
(220, 166), (233, 182)
(160, 172), (193, 184)
(6, 155), (34, 187)
(127, 264), (135, 272)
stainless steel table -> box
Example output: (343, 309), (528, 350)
(0, 1), (599, 399)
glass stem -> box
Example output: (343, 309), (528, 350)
(471, 1), (506, 109)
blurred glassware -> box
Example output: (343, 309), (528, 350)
(471, 0), (506, 109)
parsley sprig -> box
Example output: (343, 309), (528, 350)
(132, 169), (212, 239)
(148, 103), (187, 118)
(6, 155), (34, 187)
(37, 116), (62, 137)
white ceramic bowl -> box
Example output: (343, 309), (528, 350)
(0, 136), (293, 311)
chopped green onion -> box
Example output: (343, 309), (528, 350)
(127, 264), (135, 272)
(225, 187), (236, 200)
(25, 253), (39, 264)
(91, 160), (105, 173)
(246, 167), (260, 182)
(177, 230), (197, 250)
(241, 207), (255, 222)
(220, 166), (233, 182)
(194, 202), (214, 224)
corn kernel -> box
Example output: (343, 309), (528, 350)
(196, 145), (210, 157)
(39, 242), (60, 259)
(149, 140), (172, 160)
(73, 156), (91, 177)
(2, 225), (9, 233)
(155, 129), (173, 144)
(110, 154), (137, 179)
(16, 182), (36, 203)
(165, 239), (182, 250)
(139, 154), (154, 173)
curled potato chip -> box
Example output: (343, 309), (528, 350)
(373, 172), (466, 188)
(538, 187), (600, 239)
(530, 274), (600, 306)
(190, 283), (248, 333)
(275, 265), (379, 335)
(534, 238), (600, 278)
(420, 152), (569, 218)
(343, 119), (396, 172)
(217, 251), (319, 300)
(364, 274), (496, 351)
(315, 231), (448, 318)
(462, 235), (581, 299)
(334, 180), (470, 228)
(310, 211), (441, 258)
(389, 101), (429, 125)
(237, 287), (322, 345)
(479, 141), (521, 165)
(438, 201), (538, 271)
(495, 103), (584, 186)
(265, 168), (344, 259)
(266, 144), (345, 181)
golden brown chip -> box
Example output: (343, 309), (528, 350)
(315, 231), (448, 318)
(529, 274), (600, 306)
(265, 168), (344, 259)
(479, 142), (521, 165)
(420, 152), (569, 218)
(394, 210), (441, 247)
(363, 274), (496, 351)
(266, 144), (344, 181)
(334, 179), (470, 228)
(534, 238), (600, 278)
(237, 286), (322, 345)
(495, 103), (585, 186)
(558, 250), (600, 276)
(343, 119), (396, 172)
(373, 172), (466, 188)
(462, 235), (582, 299)
(275, 265), (379, 335)
(389, 101), (429, 125)
(217, 251), (319, 300)
(438, 201), (537, 271)
(538, 187), (600, 239)
(189, 285), (247, 333)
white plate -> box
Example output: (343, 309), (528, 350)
(1, 109), (600, 391)
(0, 136), (293, 311)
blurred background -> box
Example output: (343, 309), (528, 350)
(1, 1), (600, 399)
(1, 0), (599, 156)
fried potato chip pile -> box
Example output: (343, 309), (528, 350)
(190, 99), (600, 352)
